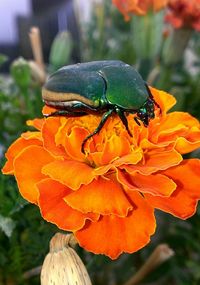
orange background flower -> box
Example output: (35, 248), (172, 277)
(166, 0), (200, 31)
(112, 0), (169, 20)
(2, 88), (200, 259)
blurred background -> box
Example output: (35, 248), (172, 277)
(0, 0), (81, 70)
(0, 0), (200, 284)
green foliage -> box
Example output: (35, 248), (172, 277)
(0, 56), (56, 284)
(80, 1), (136, 63)
(0, 58), (43, 150)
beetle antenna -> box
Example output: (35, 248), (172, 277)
(145, 83), (161, 113)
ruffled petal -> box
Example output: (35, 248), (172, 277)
(112, 149), (143, 167)
(2, 136), (42, 175)
(101, 134), (131, 165)
(151, 112), (200, 144)
(38, 178), (98, 231)
(64, 177), (133, 217)
(164, 159), (200, 198)
(75, 191), (155, 259)
(26, 118), (45, 130)
(42, 105), (57, 115)
(13, 145), (54, 204)
(42, 160), (96, 190)
(150, 87), (176, 114)
(132, 172), (176, 196)
(64, 126), (89, 161)
(123, 149), (182, 175)
(145, 159), (200, 219)
(93, 149), (143, 176)
(117, 170), (176, 196)
(21, 131), (42, 140)
(55, 116), (101, 152)
(53, 117), (68, 147)
(175, 131), (200, 154)
(42, 117), (66, 158)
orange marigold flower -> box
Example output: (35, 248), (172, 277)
(2, 87), (200, 259)
(112, 0), (169, 20)
(166, 0), (200, 31)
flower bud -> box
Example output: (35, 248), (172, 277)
(10, 57), (31, 89)
(41, 233), (92, 285)
(49, 31), (73, 71)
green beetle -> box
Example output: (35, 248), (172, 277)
(42, 60), (159, 153)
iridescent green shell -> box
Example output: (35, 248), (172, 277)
(42, 60), (148, 110)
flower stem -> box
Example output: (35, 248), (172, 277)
(123, 244), (174, 285)
(29, 27), (45, 72)
(162, 28), (193, 66)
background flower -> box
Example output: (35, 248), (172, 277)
(112, 0), (169, 20)
(2, 88), (200, 259)
(165, 0), (200, 31)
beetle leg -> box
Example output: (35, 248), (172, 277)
(44, 110), (87, 118)
(115, 108), (132, 137)
(81, 109), (114, 154)
(134, 117), (141, 126)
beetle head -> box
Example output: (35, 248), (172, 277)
(136, 108), (149, 127)
(136, 98), (155, 127)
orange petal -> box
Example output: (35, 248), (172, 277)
(42, 105), (57, 115)
(21, 131), (42, 140)
(94, 149), (143, 176)
(42, 160), (96, 190)
(145, 159), (200, 219)
(117, 170), (176, 196)
(94, 164), (114, 176)
(13, 145), (54, 204)
(101, 134), (131, 165)
(55, 117), (97, 155)
(54, 117), (68, 146)
(150, 87), (176, 114)
(88, 151), (104, 167)
(112, 148), (143, 167)
(42, 117), (66, 158)
(123, 149), (182, 175)
(75, 191), (155, 259)
(37, 178), (98, 231)
(64, 126), (89, 161)
(2, 136), (42, 175)
(140, 138), (171, 150)
(26, 118), (45, 130)
(152, 112), (200, 144)
(175, 134), (200, 154)
(64, 177), (133, 217)
(133, 173), (176, 196)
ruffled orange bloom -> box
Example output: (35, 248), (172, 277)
(166, 0), (200, 31)
(112, 0), (169, 20)
(2, 87), (200, 259)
